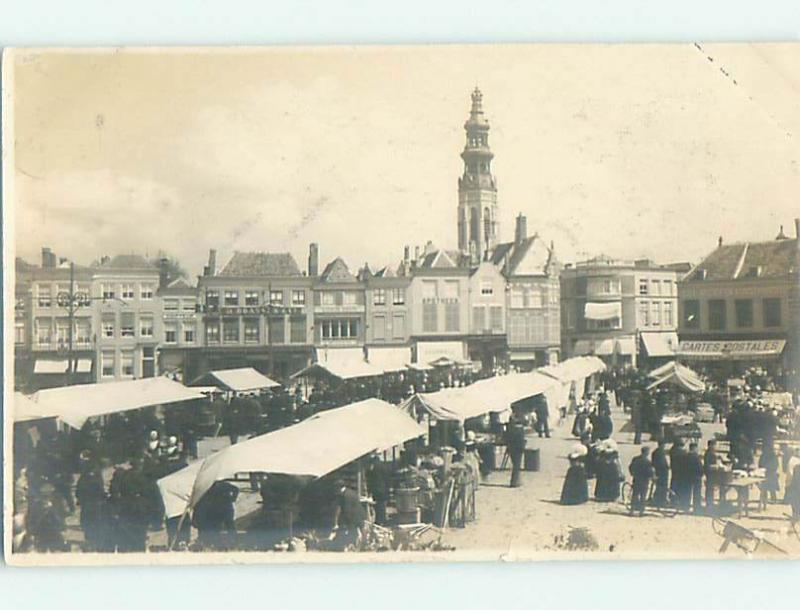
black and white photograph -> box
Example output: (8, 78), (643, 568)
(3, 44), (800, 565)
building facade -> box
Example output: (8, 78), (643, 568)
(561, 257), (681, 367)
(157, 278), (200, 382)
(93, 255), (162, 382)
(677, 221), (800, 390)
(492, 214), (562, 369)
(194, 248), (314, 382)
(19, 249), (95, 390)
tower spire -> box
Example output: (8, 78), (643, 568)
(457, 87), (499, 261)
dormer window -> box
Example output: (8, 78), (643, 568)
(748, 266), (762, 278)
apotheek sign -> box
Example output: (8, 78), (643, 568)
(678, 339), (786, 359)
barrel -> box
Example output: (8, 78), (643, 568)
(524, 448), (540, 472)
(395, 487), (419, 512)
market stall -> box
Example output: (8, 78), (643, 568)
(158, 398), (425, 521)
(13, 377), (207, 429)
(190, 367), (281, 393)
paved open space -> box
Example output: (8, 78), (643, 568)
(440, 404), (800, 560)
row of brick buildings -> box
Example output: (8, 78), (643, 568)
(13, 89), (800, 391)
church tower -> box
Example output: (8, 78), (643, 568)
(458, 87), (499, 262)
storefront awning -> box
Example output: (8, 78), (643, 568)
(157, 398), (425, 517)
(584, 301), (621, 321)
(33, 359), (67, 374)
(677, 339), (786, 361)
(191, 367), (280, 392)
(366, 346), (412, 373)
(615, 336), (637, 356)
(416, 341), (466, 366)
(509, 351), (538, 362)
(641, 332), (679, 358)
(15, 377), (207, 428)
(33, 358), (92, 374)
(595, 338), (615, 356)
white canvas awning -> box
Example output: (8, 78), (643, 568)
(615, 336), (637, 356)
(34, 358), (92, 374)
(33, 359), (67, 374)
(158, 398), (425, 517)
(15, 377), (207, 428)
(366, 346), (412, 373)
(415, 341), (466, 366)
(584, 301), (621, 321)
(293, 348), (383, 380)
(191, 367), (280, 392)
(641, 332), (679, 357)
(13, 392), (52, 423)
(594, 338), (615, 356)
(646, 361), (705, 393)
(402, 371), (559, 422)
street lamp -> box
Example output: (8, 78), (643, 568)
(55, 262), (128, 386)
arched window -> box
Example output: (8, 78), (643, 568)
(483, 207), (491, 243)
(470, 208), (480, 243)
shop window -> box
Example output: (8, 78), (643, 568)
(422, 303), (437, 332)
(244, 318), (260, 343)
(245, 291), (259, 306)
(735, 299), (754, 328)
(101, 351), (115, 378)
(373, 315), (386, 340)
(290, 317), (306, 343)
(165, 323), (177, 344)
(683, 300), (700, 329)
(205, 323), (220, 344)
(708, 299), (726, 331)
(763, 298), (782, 327)
(223, 318), (239, 343)
(224, 290), (239, 307)
(445, 302), (460, 332)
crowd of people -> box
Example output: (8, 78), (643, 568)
(559, 366), (800, 521)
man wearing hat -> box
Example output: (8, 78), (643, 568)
(669, 439), (688, 508)
(628, 447), (655, 516)
(506, 416), (527, 488)
(651, 439), (670, 507)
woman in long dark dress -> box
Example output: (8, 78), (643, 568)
(595, 442), (623, 502)
(560, 452), (589, 505)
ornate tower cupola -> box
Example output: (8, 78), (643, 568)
(458, 87), (499, 262)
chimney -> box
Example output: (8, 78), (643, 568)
(41, 247), (56, 268)
(158, 257), (169, 289)
(795, 217), (800, 241)
(100, 255), (110, 266)
(718, 236), (723, 248)
(414, 246), (420, 262)
(207, 249), (217, 276)
(308, 243), (319, 276)
(514, 214), (527, 246)
(403, 246), (410, 263)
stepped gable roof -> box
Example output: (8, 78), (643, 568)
(219, 252), (302, 277)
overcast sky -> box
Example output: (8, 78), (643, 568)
(9, 44), (800, 278)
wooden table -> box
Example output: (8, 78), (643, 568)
(720, 476), (766, 517)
